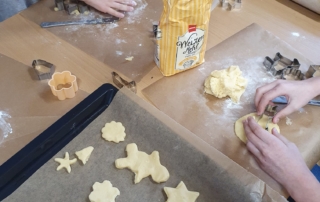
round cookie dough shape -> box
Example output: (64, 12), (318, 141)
(235, 113), (280, 143)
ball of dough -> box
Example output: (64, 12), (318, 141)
(235, 113), (280, 143)
(204, 65), (248, 103)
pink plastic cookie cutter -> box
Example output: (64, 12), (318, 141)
(48, 71), (78, 100)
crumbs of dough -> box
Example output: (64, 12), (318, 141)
(125, 56), (134, 61)
(286, 117), (292, 125)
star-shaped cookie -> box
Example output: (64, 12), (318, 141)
(115, 143), (170, 184)
(89, 180), (120, 202)
(54, 152), (77, 173)
(164, 181), (199, 202)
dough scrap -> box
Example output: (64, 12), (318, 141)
(204, 65), (247, 103)
(101, 121), (126, 143)
(286, 117), (292, 125)
(125, 56), (134, 61)
(89, 180), (120, 202)
(235, 113), (280, 143)
(75, 146), (94, 165)
(164, 181), (199, 202)
(54, 152), (77, 173)
(115, 143), (170, 184)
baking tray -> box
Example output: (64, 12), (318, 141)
(0, 84), (118, 201)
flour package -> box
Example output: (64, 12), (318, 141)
(154, 0), (213, 76)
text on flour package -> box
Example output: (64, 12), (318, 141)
(154, 0), (213, 76)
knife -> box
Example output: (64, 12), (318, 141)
(272, 96), (320, 107)
(40, 17), (119, 28)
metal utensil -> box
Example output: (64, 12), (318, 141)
(272, 96), (320, 107)
(40, 17), (119, 28)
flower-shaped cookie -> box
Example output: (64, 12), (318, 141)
(48, 71), (78, 100)
(101, 121), (126, 143)
(89, 180), (120, 202)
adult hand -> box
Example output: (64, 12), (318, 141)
(82, 0), (137, 18)
(243, 117), (320, 202)
(255, 77), (320, 123)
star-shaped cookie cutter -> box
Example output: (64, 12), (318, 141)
(263, 52), (300, 77)
(48, 71), (78, 100)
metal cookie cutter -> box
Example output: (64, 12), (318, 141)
(48, 71), (78, 100)
(112, 72), (136, 93)
(258, 105), (277, 130)
(305, 65), (320, 78)
(281, 68), (304, 80)
(32, 59), (55, 80)
(263, 52), (300, 77)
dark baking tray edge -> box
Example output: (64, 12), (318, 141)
(0, 83), (118, 201)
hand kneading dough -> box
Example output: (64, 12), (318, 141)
(115, 143), (170, 184)
(204, 65), (247, 103)
(235, 113), (280, 143)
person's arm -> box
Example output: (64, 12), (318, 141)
(81, 0), (137, 18)
(243, 117), (320, 202)
(255, 77), (320, 123)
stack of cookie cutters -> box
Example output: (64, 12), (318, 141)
(112, 72), (136, 93)
(263, 52), (304, 80)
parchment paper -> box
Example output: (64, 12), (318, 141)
(0, 54), (88, 165)
(3, 88), (286, 202)
(20, 0), (162, 82)
(142, 23), (320, 196)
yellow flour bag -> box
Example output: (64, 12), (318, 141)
(154, 0), (213, 76)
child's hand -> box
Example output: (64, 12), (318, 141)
(83, 0), (137, 18)
(255, 77), (320, 123)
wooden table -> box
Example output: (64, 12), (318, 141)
(0, 0), (320, 197)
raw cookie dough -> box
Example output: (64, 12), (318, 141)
(101, 121), (126, 143)
(125, 56), (134, 61)
(89, 180), (120, 202)
(235, 113), (280, 143)
(204, 65), (248, 103)
(54, 152), (77, 173)
(164, 181), (199, 202)
(115, 143), (170, 184)
(75, 146), (94, 165)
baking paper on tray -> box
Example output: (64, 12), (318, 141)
(3, 88), (286, 202)
(142, 23), (320, 196)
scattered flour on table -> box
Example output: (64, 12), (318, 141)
(116, 51), (123, 56)
(0, 111), (13, 145)
(125, 0), (148, 24)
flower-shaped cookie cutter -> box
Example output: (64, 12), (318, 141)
(48, 71), (78, 100)
(32, 59), (55, 80)
(305, 65), (320, 78)
(281, 68), (304, 81)
(263, 52), (300, 77)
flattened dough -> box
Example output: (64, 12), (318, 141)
(101, 121), (126, 143)
(54, 152), (77, 173)
(204, 65), (247, 103)
(235, 113), (280, 143)
(75, 146), (94, 165)
(164, 181), (199, 202)
(115, 143), (170, 184)
(89, 180), (120, 202)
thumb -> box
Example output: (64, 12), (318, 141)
(273, 104), (296, 123)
